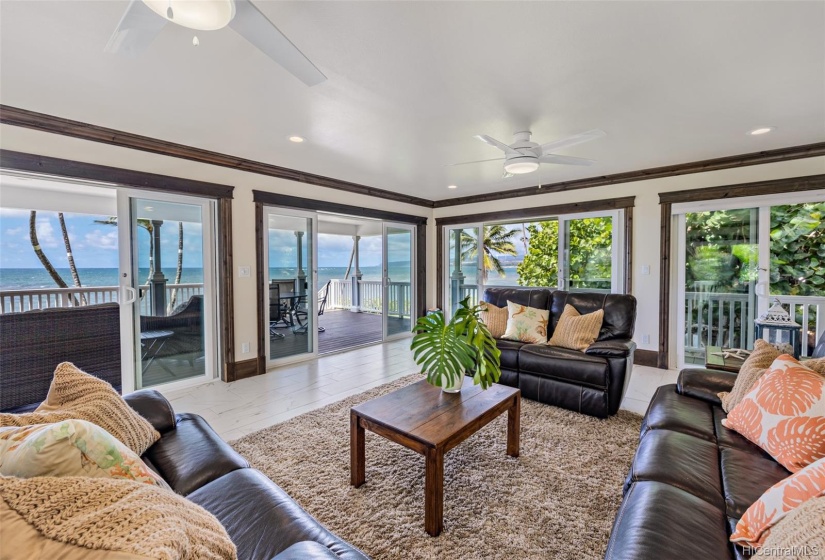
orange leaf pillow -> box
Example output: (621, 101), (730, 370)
(723, 355), (825, 473)
(730, 456), (825, 547)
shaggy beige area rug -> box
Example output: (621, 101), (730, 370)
(231, 374), (642, 560)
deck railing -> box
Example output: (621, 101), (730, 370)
(324, 279), (411, 317)
(685, 292), (825, 357)
(0, 283), (204, 315)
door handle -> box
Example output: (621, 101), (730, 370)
(122, 286), (137, 305)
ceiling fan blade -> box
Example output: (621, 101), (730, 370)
(474, 134), (519, 155)
(230, 0), (326, 87)
(540, 129), (606, 154)
(447, 157), (505, 167)
(105, 0), (167, 57)
(538, 154), (596, 166)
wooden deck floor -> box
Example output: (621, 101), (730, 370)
(270, 309), (411, 359)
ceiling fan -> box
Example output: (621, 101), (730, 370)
(105, 0), (326, 87)
(452, 129), (606, 177)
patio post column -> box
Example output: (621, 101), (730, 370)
(295, 231), (306, 295)
(450, 230), (465, 312)
(351, 235), (362, 313)
(150, 220), (167, 316)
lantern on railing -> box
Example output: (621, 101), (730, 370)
(755, 299), (802, 358)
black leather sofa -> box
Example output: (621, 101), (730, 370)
(124, 389), (369, 560)
(481, 287), (637, 418)
(604, 367), (791, 560)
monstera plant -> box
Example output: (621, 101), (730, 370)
(411, 297), (502, 392)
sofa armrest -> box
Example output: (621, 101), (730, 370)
(676, 368), (738, 406)
(124, 389), (177, 433)
(585, 339), (637, 358)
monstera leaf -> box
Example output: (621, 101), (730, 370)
(411, 297), (502, 390)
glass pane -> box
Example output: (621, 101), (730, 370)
(769, 202), (825, 355)
(135, 199), (206, 388)
(268, 213), (313, 361)
(563, 216), (613, 292)
(682, 208), (758, 364)
(386, 227), (413, 337)
(513, 220), (558, 288)
(447, 227), (479, 314)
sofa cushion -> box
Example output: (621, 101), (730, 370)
(482, 287), (552, 310)
(604, 481), (732, 560)
(549, 291), (636, 341)
(624, 429), (724, 510)
(640, 385), (715, 442)
(494, 338), (523, 371)
(519, 344), (609, 389)
(480, 302), (508, 338)
(758, 495), (825, 556)
(188, 468), (368, 560)
(502, 301), (549, 344)
(273, 541), (347, 560)
(144, 412), (249, 496)
(718, 339), (781, 413)
(720, 446), (791, 519)
(713, 407), (758, 452)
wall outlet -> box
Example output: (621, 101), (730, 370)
(241, 342), (250, 354)
(641, 265), (651, 275)
(641, 334), (650, 344)
(238, 266), (251, 278)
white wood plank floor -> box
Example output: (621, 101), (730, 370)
(160, 338), (680, 441)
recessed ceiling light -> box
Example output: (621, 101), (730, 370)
(288, 136), (305, 143)
(447, 185), (458, 189)
(749, 127), (775, 136)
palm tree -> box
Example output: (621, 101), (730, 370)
(58, 212), (86, 305)
(29, 211), (68, 288)
(168, 222), (184, 311)
(461, 224), (518, 282)
(94, 217), (155, 283)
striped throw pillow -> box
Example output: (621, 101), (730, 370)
(547, 304), (604, 351)
(480, 302), (508, 339)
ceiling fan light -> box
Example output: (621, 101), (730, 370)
(143, 0), (236, 31)
(503, 160), (539, 174)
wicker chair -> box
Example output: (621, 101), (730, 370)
(139, 295), (204, 367)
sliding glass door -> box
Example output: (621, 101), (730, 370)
(674, 193), (825, 366)
(445, 225), (482, 316)
(265, 208), (318, 364)
(383, 223), (415, 339)
(118, 191), (217, 392)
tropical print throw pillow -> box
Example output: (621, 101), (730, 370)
(723, 355), (825, 473)
(0, 419), (167, 487)
(502, 301), (550, 344)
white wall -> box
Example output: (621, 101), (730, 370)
(433, 156), (825, 354)
(2, 123), (823, 361)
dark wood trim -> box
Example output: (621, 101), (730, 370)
(434, 196), (636, 227)
(253, 191), (427, 225)
(0, 149), (234, 199)
(218, 198), (235, 382)
(657, 173), (825, 371)
(433, 143), (825, 208)
(255, 202), (266, 377)
(436, 226), (443, 312)
(225, 358), (259, 382)
(659, 174), (825, 204)
(416, 223), (427, 318)
(0, 105), (433, 208)
(0, 149), (237, 379)
(625, 206), (633, 294)
(658, 202), (672, 369)
(634, 350), (659, 368)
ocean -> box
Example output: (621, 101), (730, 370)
(0, 265), (414, 291)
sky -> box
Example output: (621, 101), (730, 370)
(0, 208), (203, 269)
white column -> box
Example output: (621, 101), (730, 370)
(295, 231), (306, 295)
(350, 235), (362, 312)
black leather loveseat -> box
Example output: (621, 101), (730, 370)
(604, 368), (791, 560)
(124, 389), (369, 560)
(482, 287), (637, 418)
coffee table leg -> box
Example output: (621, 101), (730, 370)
(350, 411), (365, 487)
(425, 447), (444, 536)
(507, 394), (520, 457)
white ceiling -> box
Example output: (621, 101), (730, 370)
(1, 1), (823, 201)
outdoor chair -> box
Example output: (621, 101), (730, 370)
(293, 281), (331, 334)
(139, 295), (204, 369)
(269, 282), (292, 338)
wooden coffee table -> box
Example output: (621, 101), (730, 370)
(350, 377), (520, 536)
